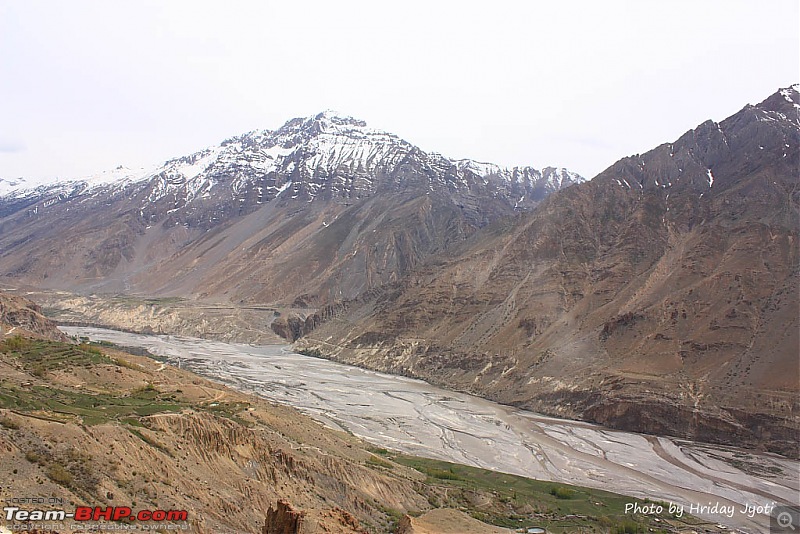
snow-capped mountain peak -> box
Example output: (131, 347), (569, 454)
(779, 83), (799, 106)
(0, 177), (35, 197)
(1, 112), (585, 221)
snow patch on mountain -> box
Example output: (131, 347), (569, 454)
(0, 177), (37, 197)
(0, 165), (153, 200)
(452, 159), (502, 178)
(780, 84), (799, 107)
(1, 111), (586, 210)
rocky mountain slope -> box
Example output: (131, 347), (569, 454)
(294, 86), (800, 457)
(27, 290), (284, 344)
(0, 112), (582, 305)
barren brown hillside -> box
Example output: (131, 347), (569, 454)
(295, 87), (800, 457)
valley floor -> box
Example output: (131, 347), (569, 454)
(64, 327), (800, 534)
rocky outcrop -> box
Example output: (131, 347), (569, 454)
(32, 292), (283, 344)
(581, 395), (799, 458)
(263, 500), (306, 534)
(396, 515), (414, 534)
(261, 500), (369, 534)
(271, 313), (321, 342)
(0, 291), (67, 341)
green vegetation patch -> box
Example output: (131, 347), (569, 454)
(0, 382), (183, 425)
(0, 338), (254, 428)
(127, 427), (173, 456)
(365, 455), (393, 469)
(45, 462), (74, 486)
(1, 336), (115, 375)
(392, 455), (699, 533)
(202, 400), (254, 426)
(24, 444), (97, 495)
(0, 416), (20, 430)
(550, 486), (577, 499)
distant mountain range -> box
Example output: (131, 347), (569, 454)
(0, 111), (582, 303)
(0, 111), (582, 216)
(1, 86), (797, 456)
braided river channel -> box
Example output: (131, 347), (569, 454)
(62, 327), (799, 533)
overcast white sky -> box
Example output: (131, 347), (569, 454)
(1, 0), (798, 182)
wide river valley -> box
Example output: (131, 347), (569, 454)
(63, 327), (799, 533)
